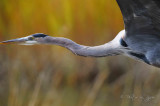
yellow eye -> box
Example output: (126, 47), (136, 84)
(28, 37), (34, 40)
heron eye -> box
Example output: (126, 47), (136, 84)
(28, 37), (34, 40)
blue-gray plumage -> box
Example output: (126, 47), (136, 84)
(1, 0), (160, 67)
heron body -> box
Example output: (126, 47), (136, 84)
(1, 0), (160, 68)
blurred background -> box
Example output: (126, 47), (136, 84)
(0, 0), (160, 106)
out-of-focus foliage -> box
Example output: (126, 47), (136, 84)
(0, 0), (160, 106)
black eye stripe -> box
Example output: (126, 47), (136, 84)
(32, 33), (48, 38)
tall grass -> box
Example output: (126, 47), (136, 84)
(0, 0), (160, 106)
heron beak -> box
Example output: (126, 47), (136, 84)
(0, 37), (28, 45)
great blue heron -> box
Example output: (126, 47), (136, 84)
(1, 0), (160, 67)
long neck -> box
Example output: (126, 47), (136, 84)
(42, 36), (123, 57)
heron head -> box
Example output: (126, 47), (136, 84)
(0, 33), (49, 45)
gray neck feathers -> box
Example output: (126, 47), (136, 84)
(43, 36), (123, 57)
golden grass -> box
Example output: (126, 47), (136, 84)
(0, 0), (160, 106)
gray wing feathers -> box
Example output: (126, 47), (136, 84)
(116, 0), (160, 36)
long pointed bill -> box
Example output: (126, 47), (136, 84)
(0, 37), (29, 45)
